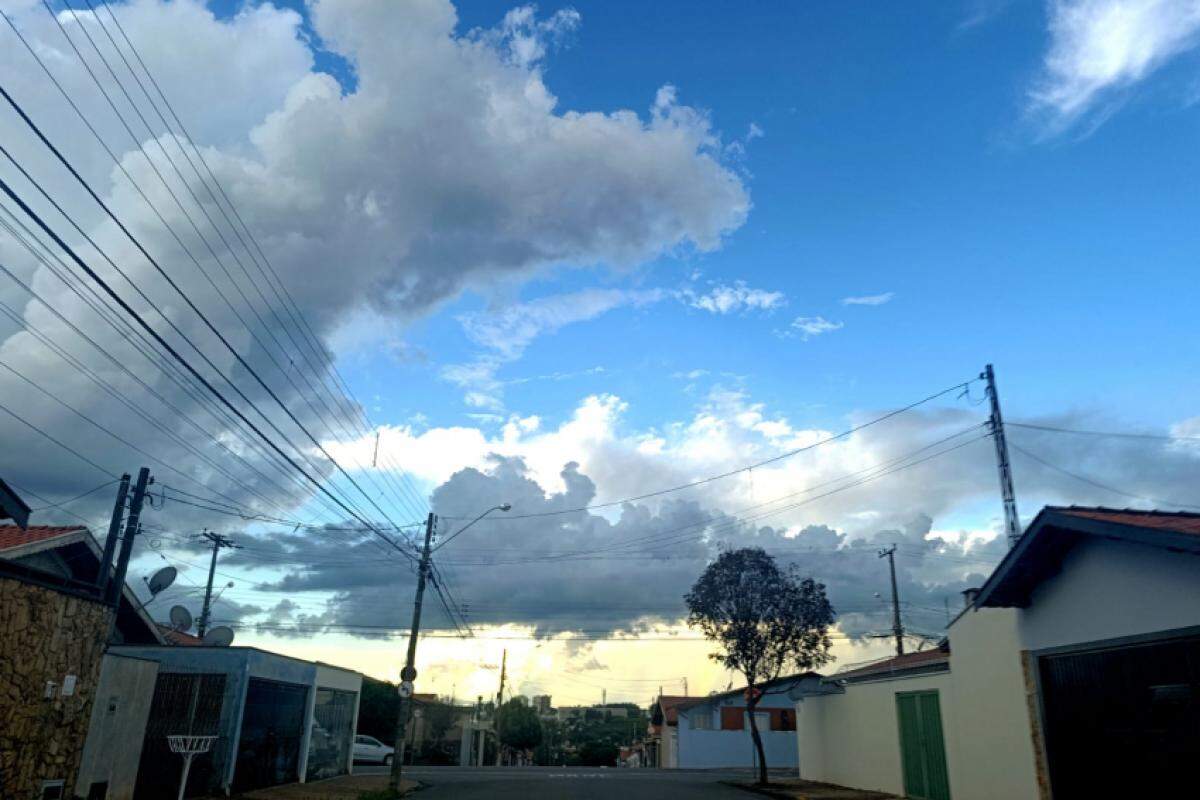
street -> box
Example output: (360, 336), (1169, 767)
(355, 766), (760, 799)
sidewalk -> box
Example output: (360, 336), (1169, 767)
(236, 774), (417, 799)
(723, 778), (898, 800)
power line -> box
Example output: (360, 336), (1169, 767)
(444, 380), (979, 521)
(1006, 420), (1200, 443)
(1009, 442), (1200, 510)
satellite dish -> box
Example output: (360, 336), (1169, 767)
(146, 566), (177, 596)
(169, 605), (193, 632)
(202, 626), (234, 647)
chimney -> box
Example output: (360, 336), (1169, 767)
(962, 587), (980, 609)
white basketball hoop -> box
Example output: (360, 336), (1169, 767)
(167, 734), (216, 800)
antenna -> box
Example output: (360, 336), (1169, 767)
(169, 604), (193, 632)
(202, 626), (234, 647)
(145, 566), (177, 597)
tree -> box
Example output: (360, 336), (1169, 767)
(357, 677), (399, 741)
(496, 696), (542, 759)
(685, 548), (835, 785)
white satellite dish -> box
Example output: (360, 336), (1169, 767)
(202, 626), (234, 647)
(146, 566), (177, 596)
(169, 605), (193, 632)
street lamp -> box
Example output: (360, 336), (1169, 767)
(390, 502), (511, 792)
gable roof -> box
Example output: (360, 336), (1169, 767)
(975, 506), (1200, 609)
(832, 647), (950, 683)
(0, 524), (164, 644)
(0, 524), (87, 553)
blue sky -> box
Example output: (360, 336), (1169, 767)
(304, 0), (1200, 436)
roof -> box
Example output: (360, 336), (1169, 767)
(157, 624), (204, 646)
(0, 524), (87, 552)
(653, 673), (823, 724)
(975, 506), (1200, 608)
(0, 477), (31, 528)
(655, 695), (704, 725)
(833, 648), (951, 683)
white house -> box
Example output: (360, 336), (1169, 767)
(796, 506), (1200, 800)
(652, 674), (824, 769)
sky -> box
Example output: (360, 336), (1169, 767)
(0, 0), (1198, 706)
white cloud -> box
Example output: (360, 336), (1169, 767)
(787, 316), (843, 340)
(0, 0), (748, 513)
(1031, 0), (1200, 131)
(683, 281), (785, 315)
(841, 292), (894, 306)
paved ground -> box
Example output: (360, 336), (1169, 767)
(357, 765), (766, 799)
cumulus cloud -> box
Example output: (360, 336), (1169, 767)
(786, 315), (843, 340)
(682, 281), (785, 314)
(0, 0), (748, 517)
(841, 292), (894, 306)
(1030, 0), (1200, 132)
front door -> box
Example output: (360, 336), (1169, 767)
(896, 690), (951, 800)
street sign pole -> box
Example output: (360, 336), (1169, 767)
(390, 512), (436, 793)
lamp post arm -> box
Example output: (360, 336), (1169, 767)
(431, 504), (509, 552)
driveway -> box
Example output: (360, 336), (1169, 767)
(357, 765), (761, 799)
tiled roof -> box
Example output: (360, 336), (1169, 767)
(0, 524), (86, 552)
(656, 695), (705, 725)
(157, 624), (204, 646)
(1054, 507), (1200, 536)
(834, 648), (950, 682)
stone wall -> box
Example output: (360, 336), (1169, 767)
(0, 573), (111, 799)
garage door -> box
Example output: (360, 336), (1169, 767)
(1039, 634), (1200, 799)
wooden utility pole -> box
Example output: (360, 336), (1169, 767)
(96, 473), (130, 594)
(106, 467), (150, 642)
(390, 513), (436, 793)
(878, 545), (904, 656)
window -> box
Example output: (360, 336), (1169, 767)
(689, 711), (713, 730)
(720, 706), (744, 730)
(40, 780), (65, 800)
(770, 708), (796, 731)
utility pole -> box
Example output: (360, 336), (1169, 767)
(390, 512), (436, 793)
(96, 473), (130, 595)
(983, 364), (1021, 546)
(878, 545), (904, 656)
(495, 648), (507, 766)
(197, 530), (239, 638)
(682, 678), (688, 697)
(107, 467), (151, 642)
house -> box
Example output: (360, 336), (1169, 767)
(0, 475), (31, 528)
(652, 675), (824, 770)
(0, 518), (165, 800)
(106, 644), (364, 797)
(796, 506), (1200, 800)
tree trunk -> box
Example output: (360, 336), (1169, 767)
(747, 695), (768, 785)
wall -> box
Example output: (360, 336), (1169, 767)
(797, 672), (953, 795)
(1016, 537), (1200, 651)
(947, 607), (1040, 800)
(677, 692), (798, 770)
(73, 654), (159, 800)
(0, 574), (110, 799)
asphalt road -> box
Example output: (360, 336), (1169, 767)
(356, 765), (760, 799)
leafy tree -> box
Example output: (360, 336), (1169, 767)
(579, 740), (618, 767)
(357, 676), (399, 741)
(685, 547), (835, 785)
(496, 696), (543, 756)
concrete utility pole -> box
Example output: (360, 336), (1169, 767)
(107, 467), (151, 642)
(96, 473), (130, 595)
(682, 678), (688, 696)
(878, 545), (904, 656)
(390, 512), (436, 793)
(495, 648), (507, 766)
(983, 364), (1021, 546)
(197, 530), (238, 638)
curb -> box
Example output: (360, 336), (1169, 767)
(719, 780), (802, 800)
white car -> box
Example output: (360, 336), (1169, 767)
(354, 734), (395, 765)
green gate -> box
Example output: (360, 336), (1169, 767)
(896, 690), (951, 800)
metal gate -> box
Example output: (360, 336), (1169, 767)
(1039, 634), (1200, 799)
(133, 672), (226, 799)
(896, 690), (951, 800)
(231, 678), (309, 793)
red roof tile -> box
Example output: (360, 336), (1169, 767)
(0, 525), (86, 552)
(157, 624), (204, 646)
(835, 648), (950, 681)
(1055, 507), (1200, 536)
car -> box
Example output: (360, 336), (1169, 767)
(353, 734), (395, 765)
